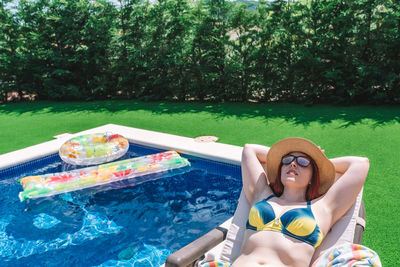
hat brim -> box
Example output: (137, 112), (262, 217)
(266, 137), (335, 195)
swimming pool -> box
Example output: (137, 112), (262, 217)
(0, 142), (242, 266)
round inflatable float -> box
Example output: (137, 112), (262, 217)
(59, 133), (129, 165)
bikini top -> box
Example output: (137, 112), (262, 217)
(246, 195), (324, 248)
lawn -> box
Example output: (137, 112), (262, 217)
(1, 100), (399, 266)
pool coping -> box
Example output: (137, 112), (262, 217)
(0, 124), (243, 171)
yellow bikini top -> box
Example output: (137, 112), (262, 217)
(246, 195), (324, 248)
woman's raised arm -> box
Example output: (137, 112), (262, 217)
(241, 144), (273, 204)
(322, 156), (370, 226)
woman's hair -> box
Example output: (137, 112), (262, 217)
(271, 156), (321, 201)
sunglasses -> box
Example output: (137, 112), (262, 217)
(281, 155), (311, 167)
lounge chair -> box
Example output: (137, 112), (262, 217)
(165, 176), (365, 267)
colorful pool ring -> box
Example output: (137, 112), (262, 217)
(19, 151), (190, 201)
(59, 133), (129, 165)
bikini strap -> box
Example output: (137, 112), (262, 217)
(265, 194), (276, 201)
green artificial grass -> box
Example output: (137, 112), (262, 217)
(1, 100), (399, 265)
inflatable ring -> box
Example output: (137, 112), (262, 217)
(59, 133), (129, 165)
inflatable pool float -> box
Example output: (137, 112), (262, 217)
(59, 133), (129, 165)
(19, 151), (190, 201)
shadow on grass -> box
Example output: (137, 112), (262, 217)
(1, 100), (399, 127)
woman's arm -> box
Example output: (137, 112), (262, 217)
(241, 144), (273, 204)
(322, 156), (370, 226)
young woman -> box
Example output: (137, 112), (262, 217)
(232, 137), (369, 267)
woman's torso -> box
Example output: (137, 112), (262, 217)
(232, 195), (331, 267)
(233, 230), (315, 267)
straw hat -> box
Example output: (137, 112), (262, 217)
(266, 137), (335, 195)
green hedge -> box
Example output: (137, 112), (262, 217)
(1, 0), (399, 104)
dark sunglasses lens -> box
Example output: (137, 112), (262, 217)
(282, 156), (294, 165)
(297, 157), (310, 167)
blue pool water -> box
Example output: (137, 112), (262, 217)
(0, 143), (242, 266)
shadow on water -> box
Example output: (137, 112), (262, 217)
(0, 100), (399, 127)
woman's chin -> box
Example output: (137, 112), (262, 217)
(282, 176), (297, 183)
(282, 177), (308, 188)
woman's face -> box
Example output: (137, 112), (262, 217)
(280, 152), (313, 189)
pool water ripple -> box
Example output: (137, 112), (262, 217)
(0, 194), (122, 262)
(33, 213), (61, 229)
